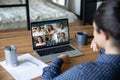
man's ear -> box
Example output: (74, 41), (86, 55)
(99, 29), (109, 40)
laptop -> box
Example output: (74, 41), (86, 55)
(30, 18), (84, 62)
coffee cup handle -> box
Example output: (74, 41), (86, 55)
(75, 34), (77, 39)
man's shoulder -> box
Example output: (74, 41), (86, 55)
(79, 62), (95, 66)
(74, 62), (100, 75)
(76, 62), (98, 70)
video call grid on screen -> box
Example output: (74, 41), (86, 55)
(31, 19), (70, 50)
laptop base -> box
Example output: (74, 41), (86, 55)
(35, 45), (84, 62)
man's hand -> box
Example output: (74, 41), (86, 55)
(57, 54), (71, 63)
(90, 39), (99, 52)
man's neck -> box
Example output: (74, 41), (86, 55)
(105, 46), (120, 55)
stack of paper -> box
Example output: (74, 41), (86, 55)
(0, 53), (48, 80)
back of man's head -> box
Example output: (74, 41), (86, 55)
(94, 0), (120, 47)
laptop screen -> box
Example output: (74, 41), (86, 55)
(31, 18), (70, 50)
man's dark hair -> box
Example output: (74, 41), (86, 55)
(94, 0), (120, 47)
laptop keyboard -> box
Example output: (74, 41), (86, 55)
(37, 45), (75, 56)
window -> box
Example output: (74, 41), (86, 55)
(52, 0), (67, 6)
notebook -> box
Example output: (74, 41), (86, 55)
(30, 18), (84, 62)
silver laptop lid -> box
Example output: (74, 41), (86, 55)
(30, 18), (70, 50)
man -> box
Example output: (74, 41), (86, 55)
(46, 34), (56, 46)
(59, 32), (68, 42)
(41, 0), (120, 80)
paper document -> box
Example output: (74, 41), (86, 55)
(0, 53), (48, 80)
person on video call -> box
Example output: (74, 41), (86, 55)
(36, 36), (46, 46)
(41, 0), (120, 80)
(56, 23), (68, 38)
(59, 32), (68, 42)
(47, 25), (55, 34)
(57, 23), (68, 33)
(46, 34), (56, 46)
(33, 26), (46, 36)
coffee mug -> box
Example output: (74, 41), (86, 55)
(75, 32), (88, 46)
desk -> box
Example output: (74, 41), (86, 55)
(0, 25), (98, 80)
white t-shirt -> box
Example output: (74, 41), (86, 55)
(33, 31), (46, 36)
(52, 33), (58, 43)
(48, 30), (55, 34)
(56, 27), (68, 33)
(36, 42), (46, 46)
